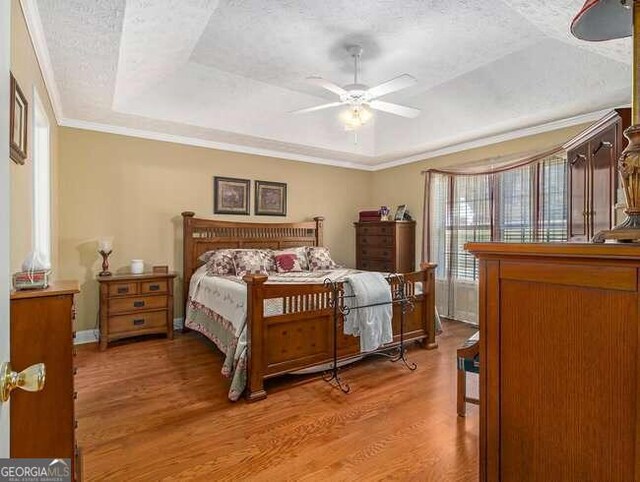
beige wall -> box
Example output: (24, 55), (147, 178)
(10, 0), (59, 273)
(369, 124), (592, 266)
(58, 128), (372, 330)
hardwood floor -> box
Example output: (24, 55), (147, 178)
(75, 320), (478, 481)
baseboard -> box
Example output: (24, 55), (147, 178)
(74, 318), (184, 345)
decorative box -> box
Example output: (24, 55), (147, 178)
(12, 270), (50, 290)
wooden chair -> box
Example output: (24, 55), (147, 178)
(457, 331), (479, 417)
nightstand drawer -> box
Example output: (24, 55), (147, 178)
(109, 295), (168, 314)
(109, 282), (138, 297)
(109, 311), (167, 335)
(358, 246), (394, 260)
(357, 235), (394, 247)
(141, 280), (168, 294)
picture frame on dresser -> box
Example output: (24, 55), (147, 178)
(255, 180), (287, 216)
(9, 73), (27, 164)
(394, 204), (407, 221)
(213, 176), (250, 215)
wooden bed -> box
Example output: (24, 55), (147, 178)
(182, 211), (438, 401)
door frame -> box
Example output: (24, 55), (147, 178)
(0, 0), (12, 457)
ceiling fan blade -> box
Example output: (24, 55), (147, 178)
(367, 74), (417, 99)
(369, 100), (421, 118)
(291, 101), (344, 114)
(306, 76), (347, 97)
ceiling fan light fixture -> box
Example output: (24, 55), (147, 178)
(340, 105), (372, 130)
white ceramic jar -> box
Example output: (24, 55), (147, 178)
(131, 259), (144, 274)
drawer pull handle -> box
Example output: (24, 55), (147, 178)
(117, 287), (129, 294)
(133, 319), (145, 326)
(149, 284), (161, 291)
(133, 301), (145, 308)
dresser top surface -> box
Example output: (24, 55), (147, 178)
(466, 242), (640, 259)
(11, 280), (80, 300)
(354, 220), (415, 226)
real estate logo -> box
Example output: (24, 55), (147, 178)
(0, 458), (71, 482)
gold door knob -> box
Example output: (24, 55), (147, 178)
(0, 362), (46, 402)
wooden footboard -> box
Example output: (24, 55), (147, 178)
(243, 263), (438, 402)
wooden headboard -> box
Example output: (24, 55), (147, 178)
(181, 211), (324, 309)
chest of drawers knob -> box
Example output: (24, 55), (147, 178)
(133, 300), (145, 308)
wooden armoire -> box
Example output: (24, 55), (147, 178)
(466, 242), (640, 481)
(565, 108), (630, 241)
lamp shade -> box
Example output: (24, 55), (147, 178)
(571, 0), (632, 41)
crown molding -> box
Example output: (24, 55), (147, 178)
(19, 0), (63, 123)
(59, 109), (616, 173)
(59, 118), (370, 170)
(372, 108), (614, 171)
(562, 106), (630, 150)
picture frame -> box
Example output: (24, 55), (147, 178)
(213, 176), (250, 215)
(394, 204), (407, 221)
(255, 180), (287, 216)
(9, 73), (28, 164)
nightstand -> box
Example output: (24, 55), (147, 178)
(97, 272), (177, 350)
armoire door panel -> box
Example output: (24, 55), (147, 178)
(590, 127), (616, 236)
(499, 278), (637, 481)
(568, 144), (588, 239)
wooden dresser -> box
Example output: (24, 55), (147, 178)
(354, 221), (415, 272)
(98, 272), (177, 350)
(466, 243), (640, 482)
(10, 281), (81, 479)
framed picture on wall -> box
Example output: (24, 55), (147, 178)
(255, 180), (287, 216)
(9, 73), (28, 164)
(213, 176), (250, 215)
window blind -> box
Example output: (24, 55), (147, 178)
(426, 150), (568, 323)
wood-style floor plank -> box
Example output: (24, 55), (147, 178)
(76, 320), (478, 481)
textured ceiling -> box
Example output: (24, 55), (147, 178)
(31, 0), (631, 168)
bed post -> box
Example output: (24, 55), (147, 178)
(182, 211), (195, 333)
(314, 216), (324, 246)
(243, 274), (268, 402)
(420, 262), (438, 350)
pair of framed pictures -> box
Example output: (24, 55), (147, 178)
(213, 177), (287, 216)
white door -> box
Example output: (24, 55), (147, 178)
(0, 0), (12, 457)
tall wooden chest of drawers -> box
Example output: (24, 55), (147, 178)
(354, 221), (416, 273)
(98, 272), (177, 350)
(10, 281), (81, 479)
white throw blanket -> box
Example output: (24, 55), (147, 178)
(343, 272), (393, 352)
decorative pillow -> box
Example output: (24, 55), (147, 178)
(233, 250), (270, 277)
(202, 249), (235, 276)
(307, 247), (338, 271)
(274, 253), (303, 273)
(272, 247), (309, 270)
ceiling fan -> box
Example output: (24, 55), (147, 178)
(292, 45), (421, 130)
